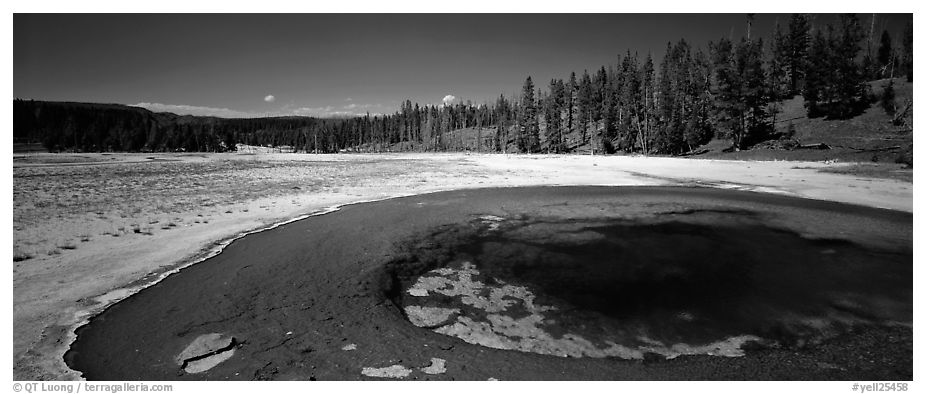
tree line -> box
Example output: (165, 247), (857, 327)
(14, 14), (911, 154)
(510, 14), (912, 155)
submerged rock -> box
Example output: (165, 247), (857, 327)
(404, 306), (459, 328)
(479, 215), (506, 231)
(184, 349), (236, 374)
(175, 333), (237, 374)
(419, 357), (447, 375)
(361, 364), (412, 379)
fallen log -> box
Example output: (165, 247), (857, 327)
(773, 115), (807, 124)
(679, 148), (710, 156)
(893, 101), (912, 126)
(794, 143), (830, 150)
(833, 145), (903, 153)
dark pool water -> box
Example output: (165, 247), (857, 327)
(402, 216), (912, 349)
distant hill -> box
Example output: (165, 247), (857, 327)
(13, 100), (324, 153)
(14, 100), (163, 151)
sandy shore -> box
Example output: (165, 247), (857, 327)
(12, 152), (913, 380)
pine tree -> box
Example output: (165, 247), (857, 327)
(545, 79), (566, 152)
(655, 40), (699, 154)
(711, 38), (739, 145)
(566, 72), (577, 147)
(880, 79), (896, 115)
(801, 15), (869, 119)
(518, 76), (540, 153)
(902, 22), (913, 81)
(803, 27), (830, 117)
(736, 37), (772, 146)
(577, 71), (593, 145)
(877, 30), (893, 78)
(617, 51), (641, 151)
(711, 36), (771, 149)
(671, 40), (695, 153)
(785, 14), (811, 96)
(830, 14), (868, 119)
(601, 67), (619, 153)
(587, 67), (608, 153)
(640, 54), (656, 153)
(493, 95), (509, 152)
(860, 14), (879, 81)
(656, 42), (676, 153)
(686, 49), (715, 148)
(593, 66), (608, 124)
(769, 21), (790, 100)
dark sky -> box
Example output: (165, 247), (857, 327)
(14, 14), (911, 118)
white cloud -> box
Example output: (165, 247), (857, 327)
(133, 101), (384, 119)
(264, 94), (276, 103)
(340, 102), (381, 111)
(442, 95), (456, 105)
(291, 106), (376, 118)
(131, 102), (259, 118)
(290, 106), (334, 116)
(345, 97), (353, 102)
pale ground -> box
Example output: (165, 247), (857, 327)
(11, 152), (913, 380)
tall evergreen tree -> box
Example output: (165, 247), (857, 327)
(587, 67), (608, 153)
(711, 38), (739, 145)
(711, 36), (772, 149)
(829, 14), (868, 119)
(640, 54), (656, 153)
(880, 79), (897, 115)
(593, 66), (608, 124)
(566, 72), (577, 148)
(802, 17), (869, 120)
(655, 40), (703, 154)
(601, 66), (619, 153)
(902, 22), (913, 81)
(803, 27), (830, 117)
(545, 79), (566, 152)
(861, 15), (879, 80)
(493, 94), (509, 153)
(785, 14), (811, 96)
(736, 37), (773, 145)
(686, 49), (715, 148)
(576, 71), (593, 144)
(616, 51), (641, 151)
(877, 30), (893, 78)
(656, 42), (676, 153)
(518, 76), (540, 153)
(768, 21), (790, 100)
